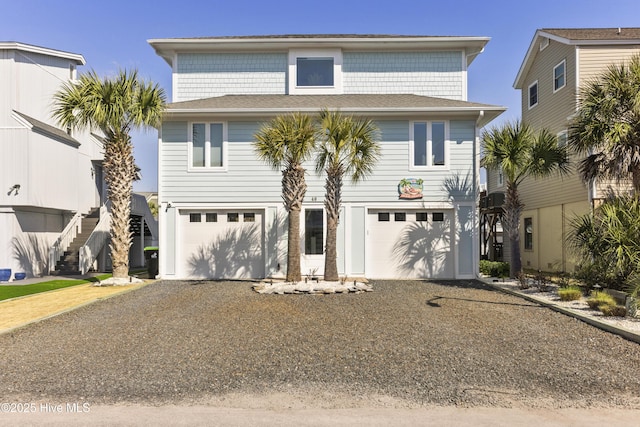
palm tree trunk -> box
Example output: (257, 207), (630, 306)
(282, 164), (306, 282)
(286, 208), (302, 282)
(323, 170), (342, 281)
(503, 182), (523, 278)
(104, 134), (134, 279)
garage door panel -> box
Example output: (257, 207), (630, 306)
(181, 210), (264, 279)
(368, 210), (453, 279)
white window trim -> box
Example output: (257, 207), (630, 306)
(528, 80), (539, 110)
(302, 206), (325, 257)
(553, 59), (566, 93)
(288, 48), (343, 95)
(188, 121), (228, 172)
(409, 120), (450, 171)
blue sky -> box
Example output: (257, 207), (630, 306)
(4, 0), (640, 191)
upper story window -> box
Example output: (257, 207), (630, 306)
(553, 60), (566, 92)
(297, 57), (334, 87)
(288, 49), (343, 94)
(497, 167), (504, 188)
(410, 121), (448, 169)
(528, 81), (538, 109)
(189, 122), (227, 170)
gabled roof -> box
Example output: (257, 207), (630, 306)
(0, 41), (85, 65)
(148, 34), (490, 67)
(514, 28), (640, 89)
(164, 94), (505, 127)
(12, 110), (81, 148)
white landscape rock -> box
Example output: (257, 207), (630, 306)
(92, 276), (144, 287)
(253, 279), (372, 294)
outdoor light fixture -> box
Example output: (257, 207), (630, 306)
(7, 184), (20, 196)
(165, 201), (173, 212)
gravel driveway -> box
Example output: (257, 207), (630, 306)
(1, 280), (639, 409)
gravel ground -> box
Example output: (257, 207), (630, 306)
(1, 280), (640, 409)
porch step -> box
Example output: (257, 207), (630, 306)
(54, 209), (101, 275)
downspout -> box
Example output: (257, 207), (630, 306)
(475, 110), (485, 279)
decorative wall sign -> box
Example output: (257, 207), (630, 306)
(398, 178), (423, 199)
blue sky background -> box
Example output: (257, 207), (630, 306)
(3, 0), (640, 191)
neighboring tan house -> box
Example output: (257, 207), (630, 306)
(0, 42), (156, 279)
(149, 34), (505, 280)
(483, 28), (640, 272)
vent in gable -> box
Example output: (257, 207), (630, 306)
(539, 37), (549, 51)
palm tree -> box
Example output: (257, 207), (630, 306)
(568, 54), (640, 192)
(481, 121), (570, 277)
(53, 69), (166, 280)
(254, 113), (317, 282)
(316, 109), (380, 281)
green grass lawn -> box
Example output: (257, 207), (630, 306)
(0, 274), (113, 302)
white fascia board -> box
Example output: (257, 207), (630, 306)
(0, 42), (85, 65)
(148, 36), (490, 65)
(514, 29), (640, 88)
(164, 106), (505, 126)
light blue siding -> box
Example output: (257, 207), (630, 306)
(173, 51), (465, 101)
(344, 51), (464, 99)
(160, 119), (476, 205)
(176, 53), (287, 101)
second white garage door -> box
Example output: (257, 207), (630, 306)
(180, 209), (264, 279)
(367, 209), (454, 279)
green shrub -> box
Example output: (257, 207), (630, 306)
(600, 304), (627, 317)
(558, 286), (582, 301)
(479, 260), (510, 278)
(587, 291), (616, 310)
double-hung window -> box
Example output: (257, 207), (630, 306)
(190, 122), (226, 170)
(288, 49), (342, 94)
(411, 121), (448, 169)
(553, 60), (566, 92)
(528, 81), (538, 109)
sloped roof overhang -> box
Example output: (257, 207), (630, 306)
(148, 34), (490, 67)
(163, 94), (505, 128)
(514, 28), (640, 89)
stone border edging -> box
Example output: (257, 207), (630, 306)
(480, 278), (640, 345)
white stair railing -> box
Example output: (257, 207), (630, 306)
(79, 204), (111, 274)
(48, 211), (83, 274)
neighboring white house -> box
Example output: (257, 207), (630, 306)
(149, 34), (505, 280)
(0, 42), (156, 279)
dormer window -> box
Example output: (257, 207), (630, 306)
(289, 49), (343, 94)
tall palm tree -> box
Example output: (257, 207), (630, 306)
(254, 113), (317, 282)
(569, 54), (640, 192)
(482, 121), (570, 277)
(316, 109), (380, 281)
(53, 69), (166, 280)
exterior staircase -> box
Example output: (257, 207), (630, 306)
(54, 209), (101, 275)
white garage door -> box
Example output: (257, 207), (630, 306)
(367, 209), (454, 279)
(180, 210), (264, 279)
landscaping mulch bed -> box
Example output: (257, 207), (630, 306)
(1, 280), (640, 409)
